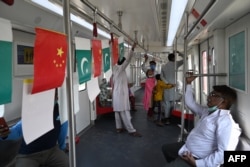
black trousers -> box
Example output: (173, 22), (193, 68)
(162, 141), (184, 162)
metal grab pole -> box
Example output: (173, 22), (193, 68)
(186, 73), (227, 77)
(178, 0), (217, 142)
(179, 12), (189, 142)
(62, 0), (76, 167)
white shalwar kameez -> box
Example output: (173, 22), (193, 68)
(112, 50), (136, 133)
(161, 60), (183, 118)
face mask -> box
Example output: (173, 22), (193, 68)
(148, 74), (154, 78)
(150, 64), (156, 70)
(208, 99), (223, 113)
(208, 106), (218, 112)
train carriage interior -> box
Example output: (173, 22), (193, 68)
(1, 0), (250, 166)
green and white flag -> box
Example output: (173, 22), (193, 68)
(0, 18), (12, 104)
(102, 40), (110, 73)
(118, 36), (124, 60)
(75, 37), (92, 84)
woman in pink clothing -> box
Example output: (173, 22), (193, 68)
(143, 69), (156, 120)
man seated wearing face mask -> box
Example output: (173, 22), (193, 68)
(141, 54), (159, 75)
(161, 74), (242, 167)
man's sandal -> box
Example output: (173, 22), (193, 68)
(116, 128), (126, 133)
(129, 132), (142, 137)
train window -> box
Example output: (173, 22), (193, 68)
(187, 53), (192, 70)
(202, 51), (208, 95)
(212, 48), (215, 66)
(0, 105), (4, 117)
(79, 83), (86, 91)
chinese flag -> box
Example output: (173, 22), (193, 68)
(91, 39), (102, 77)
(32, 27), (67, 94)
(112, 38), (118, 65)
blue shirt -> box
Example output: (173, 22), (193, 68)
(0, 103), (67, 154)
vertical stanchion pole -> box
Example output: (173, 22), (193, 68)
(180, 11), (189, 142)
(173, 37), (177, 113)
(62, 0), (76, 167)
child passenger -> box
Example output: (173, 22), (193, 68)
(153, 74), (175, 126)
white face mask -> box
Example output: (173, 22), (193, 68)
(148, 74), (154, 78)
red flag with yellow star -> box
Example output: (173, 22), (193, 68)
(32, 27), (67, 94)
(112, 38), (119, 65)
(91, 39), (102, 77)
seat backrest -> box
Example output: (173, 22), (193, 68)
(0, 138), (22, 167)
(236, 135), (250, 150)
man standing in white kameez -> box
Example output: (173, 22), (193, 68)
(161, 52), (184, 124)
(112, 43), (141, 137)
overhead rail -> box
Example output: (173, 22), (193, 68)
(186, 73), (227, 77)
(80, 0), (146, 51)
(184, 0), (217, 39)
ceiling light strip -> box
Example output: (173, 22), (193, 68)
(30, 0), (110, 38)
(167, 0), (188, 46)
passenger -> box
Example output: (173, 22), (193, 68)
(161, 51), (184, 125)
(152, 74), (175, 127)
(112, 43), (142, 137)
(0, 89), (69, 167)
(128, 83), (136, 111)
(142, 69), (156, 120)
(141, 53), (159, 75)
(162, 74), (242, 167)
(99, 78), (109, 106)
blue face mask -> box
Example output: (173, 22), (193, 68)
(208, 99), (223, 113)
(208, 106), (218, 112)
(150, 64), (156, 70)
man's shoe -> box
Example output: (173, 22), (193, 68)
(116, 128), (126, 133)
(129, 132), (142, 137)
(165, 120), (170, 125)
(156, 121), (164, 127)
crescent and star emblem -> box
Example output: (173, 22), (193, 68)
(80, 57), (89, 75)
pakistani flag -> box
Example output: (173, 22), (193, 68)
(0, 18), (12, 104)
(102, 40), (110, 73)
(75, 37), (92, 84)
(118, 36), (124, 61)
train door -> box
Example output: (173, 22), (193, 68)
(199, 37), (213, 105)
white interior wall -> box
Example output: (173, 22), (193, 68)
(4, 30), (35, 122)
(199, 40), (209, 105)
(76, 90), (91, 133)
(213, 29), (226, 85)
(225, 13), (250, 139)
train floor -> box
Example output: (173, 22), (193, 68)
(75, 87), (183, 167)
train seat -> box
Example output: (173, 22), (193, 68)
(236, 135), (250, 150)
(171, 109), (194, 121)
(171, 109), (194, 132)
(96, 97), (113, 115)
